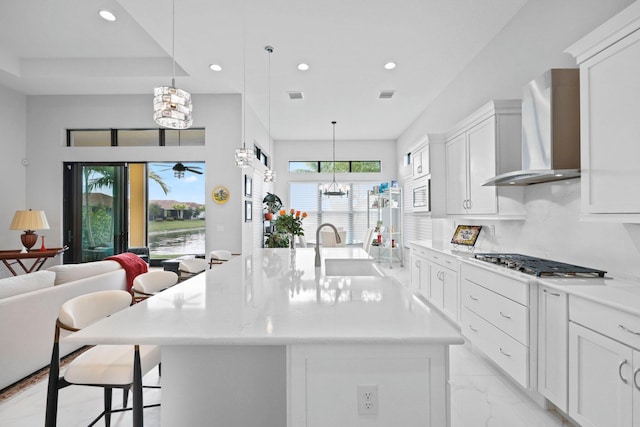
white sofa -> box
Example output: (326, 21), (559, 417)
(0, 260), (127, 390)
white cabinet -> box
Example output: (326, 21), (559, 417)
(568, 323), (634, 427)
(444, 100), (524, 217)
(410, 245), (429, 297)
(412, 145), (430, 179)
(566, 2), (640, 220)
(427, 250), (458, 322)
(460, 262), (533, 388)
(568, 295), (640, 427)
(537, 286), (568, 412)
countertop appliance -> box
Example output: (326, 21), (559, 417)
(473, 253), (606, 278)
(483, 69), (581, 186)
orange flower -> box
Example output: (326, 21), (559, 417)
(290, 208), (295, 215)
(279, 209), (286, 216)
(302, 212), (308, 218)
(295, 210), (301, 218)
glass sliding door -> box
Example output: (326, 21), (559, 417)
(63, 163), (128, 263)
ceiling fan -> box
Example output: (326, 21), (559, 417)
(155, 162), (203, 178)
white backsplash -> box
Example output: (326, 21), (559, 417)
(434, 179), (640, 281)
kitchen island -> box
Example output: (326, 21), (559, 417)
(66, 248), (463, 426)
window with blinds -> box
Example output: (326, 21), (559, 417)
(289, 182), (376, 245)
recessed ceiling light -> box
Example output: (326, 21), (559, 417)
(99, 10), (117, 22)
(297, 63), (309, 71)
(384, 62), (397, 70)
(209, 64), (222, 71)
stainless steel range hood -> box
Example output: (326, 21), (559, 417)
(483, 69), (580, 186)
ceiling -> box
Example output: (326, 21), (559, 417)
(0, 0), (528, 140)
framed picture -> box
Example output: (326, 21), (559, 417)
(244, 174), (252, 197)
(450, 225), (482, 246)
(245, 200), (253, 222)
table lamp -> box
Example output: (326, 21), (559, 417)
(9, 209), (50, 251)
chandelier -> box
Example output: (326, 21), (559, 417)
(264, 46), (276, 182)
(153, 0), (193, 130)
(320, 121), (348, 197)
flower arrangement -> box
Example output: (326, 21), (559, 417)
(274, 208), (308, 236)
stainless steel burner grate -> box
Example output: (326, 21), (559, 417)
(473, 253), (606, 277)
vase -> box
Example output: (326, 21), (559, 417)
(40, 236), (46, 251)
(290, 234), (296, 251)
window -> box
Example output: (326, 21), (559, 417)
(320, 161), (349, 173)
(289, 161), (381, 173)
(67, 128), (205, 147)
(404, 152), (411, 167)
(289, 182), (375, 245)
(254, 145), (269, 167)
(289, 161), (318, 173)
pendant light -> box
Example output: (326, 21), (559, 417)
(235, 0), (253, 168)
(263, 45), (276, 182)
(153, 0), (193, 129)
(320, 121), (348, 197)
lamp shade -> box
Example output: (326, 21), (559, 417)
(9, 210), (49, 231)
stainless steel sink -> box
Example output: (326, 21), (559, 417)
(324, 259), (384, 277)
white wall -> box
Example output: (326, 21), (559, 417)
(24, 93), (254, 259)
(0, 85), (27, 276)
(397, 0), (640, 280)
(273, 139), (397, 206)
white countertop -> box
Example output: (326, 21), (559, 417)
(415, 241), (640, 318)
(66, 248), (463, 346)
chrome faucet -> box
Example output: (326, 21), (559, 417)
(315, 223), (342, 267)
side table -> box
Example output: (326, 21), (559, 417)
(0, 247), (67, 276)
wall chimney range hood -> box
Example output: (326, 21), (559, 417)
(483, 69), (580, 186)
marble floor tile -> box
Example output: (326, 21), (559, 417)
(0, 368), (161, 427)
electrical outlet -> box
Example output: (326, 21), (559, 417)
(357, 384), (378, 416)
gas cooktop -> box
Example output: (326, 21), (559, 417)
(473, 253), (607, 278)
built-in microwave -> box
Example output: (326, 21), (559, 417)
(413, 180), (430, 212)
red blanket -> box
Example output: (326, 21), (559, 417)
(105, 252), (149, 293)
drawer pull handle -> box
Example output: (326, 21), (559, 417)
(619, 324), (640, 336)
(619, 359), (629, 384)
(542, 289), (561, 297)
(499, 311), (511, 319)
(469, 295), (478, 301)
(634, 368), (640, 391)
(468, 325), (478, 332)
(499, 348), (511, 358)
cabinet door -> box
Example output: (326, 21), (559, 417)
(412, 147), (429, 179)
(445, 133), (468, 214)
(466, 117), (497, 214)
(581, 30), (640, 214)
(538, 287), (568, 412)
(429, 263), (444, 309)
(441, 267), (458, 322)
(569, 322), (633, 427)
(410, 253), (421, 293)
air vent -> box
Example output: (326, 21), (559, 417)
(287, 91), (304, 100)
(378, 90), (396, 99)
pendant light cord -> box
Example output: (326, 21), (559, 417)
(171, 0), (176, 88)
(332, 121), (337, 182)
(242, 0), (246, 150)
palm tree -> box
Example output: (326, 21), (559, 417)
(149, 170), (171, 195)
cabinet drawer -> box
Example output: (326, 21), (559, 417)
(427, 250), (457, 269)
(411, 245), (429, 258)
(461, 263), (529, 306)
(570, 296), (640, 350)
(462, 279), (528, 345)
(462, 307), (529, 388)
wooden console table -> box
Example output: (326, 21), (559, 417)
(0, 247), (67, 276)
